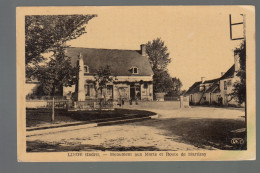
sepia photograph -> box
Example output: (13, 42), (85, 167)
(16, 6), (255, 161)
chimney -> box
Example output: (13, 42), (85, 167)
(140, 44), (146, 56)
(201, 77), (206, 83)
(234, 52), (240, 72)
(221, 72), (225, 77)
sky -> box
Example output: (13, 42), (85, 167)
(67, 6), (245, 90)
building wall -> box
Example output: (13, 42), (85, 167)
(189, 93), (203, 104)
(83, 75), (153, 101)
(204, 92), (220, 104)
(141, 83), (153, 101)
(63, 81), (153, 101)
(113, 83), (129, 101)
(219, 77), (239, 105)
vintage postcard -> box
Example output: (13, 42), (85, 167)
(17, 6), (255, 162)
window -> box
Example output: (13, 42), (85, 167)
(84, 65), (89, 73)
(224, 81), (227, 90)
(106, 85), (113, 98)
(85, 85), (90, 96)
(131, 67), (138, 74)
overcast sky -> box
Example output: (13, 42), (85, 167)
(67, 6), (245, 89)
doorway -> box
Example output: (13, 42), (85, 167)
(130, 84), (141, 100)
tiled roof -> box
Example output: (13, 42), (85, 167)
(65, 47), (154, 76)
(186, 78), (220, 94)
(205, 82), (220, 93)
(203, 78), (220, 84)
(220, 65), (235, 80)
(186, 64), (234, 94)
(186, 81), (201, 94)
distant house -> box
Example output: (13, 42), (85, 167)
(186, 77), (220, 105)
(186, 52), (242, 106)
(63, 44), (154, 101)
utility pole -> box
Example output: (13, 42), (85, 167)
(229, 14), (245, 40)
(229, 14), (247, 148)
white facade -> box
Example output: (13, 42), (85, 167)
(219, 77), (240, 106)
(63, 57), (153, 101)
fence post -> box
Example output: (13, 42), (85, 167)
(51, 97), (55, 121)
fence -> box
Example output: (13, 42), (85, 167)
(26, 95), (67, 101)
(26, 99), (72, 109)
(164, 96), (180, 101)
(75, 99), (114, 110)
(26, 98), (114, 110)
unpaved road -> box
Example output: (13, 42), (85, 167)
(27, 107), (246, 152)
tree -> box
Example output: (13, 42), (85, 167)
(152, 69), (173, 93)
(93, 66), (114, 100)
(145, 38), (172, 93)
(146, 38), (171, 71)
(25, 15), (96, 67)
(166, 77), (183, 96)
(25, 15), (96, 95)
(230, 41), (246, 104)
(34, 47), (78, 96)
(92, 66), (114, 112)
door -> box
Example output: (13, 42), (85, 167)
(106, 85), (113, 100)
(130, 85), (135, 100)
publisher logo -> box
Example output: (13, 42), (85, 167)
(231, 138), (244, 145)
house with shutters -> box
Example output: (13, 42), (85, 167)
(62, 44), (154, 102)
(186, 52), (242, 106)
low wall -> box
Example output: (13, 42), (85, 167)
(119, 100), (182, 110)
(26, 100), (48, 108)
(26, 100), (70, 109)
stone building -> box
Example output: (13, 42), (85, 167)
(63, 44), (154, 102)
(186, 52), (242, 106)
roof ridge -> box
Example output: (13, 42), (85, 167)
(67, 46), (139, 52)
(192, 77), (220, 84)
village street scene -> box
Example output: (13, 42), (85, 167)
(24, 8), (247, 152)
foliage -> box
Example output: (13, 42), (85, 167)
(166, 77), (183, 96)
(152, 69), (173, 93)
(93, 66), (114, 99)
(145, 38), (172, 93)
(34, 47), (78, 96)
(146, 38), (171, 71)
(230, 41), (246, 104)
(25, 15), (96, 66)
(25, 15), (96, 96)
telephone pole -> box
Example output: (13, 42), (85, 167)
(229, 14), (247, 149)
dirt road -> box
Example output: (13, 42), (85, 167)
(27, 107), (246, 152)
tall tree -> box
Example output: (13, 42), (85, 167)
(25, 15), (96, 96)
(231, 41), (246, 104)
(152, 69), (173, 93)
(145, 38), (172, 93)
(34, 46), (78, 96)
(25, 15), (96, 67)
(146, 38), (171, 71)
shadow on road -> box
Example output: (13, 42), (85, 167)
(26, 108), (156, 127)
(134, 117), (246, 150)
(26, 140), (160, 152)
